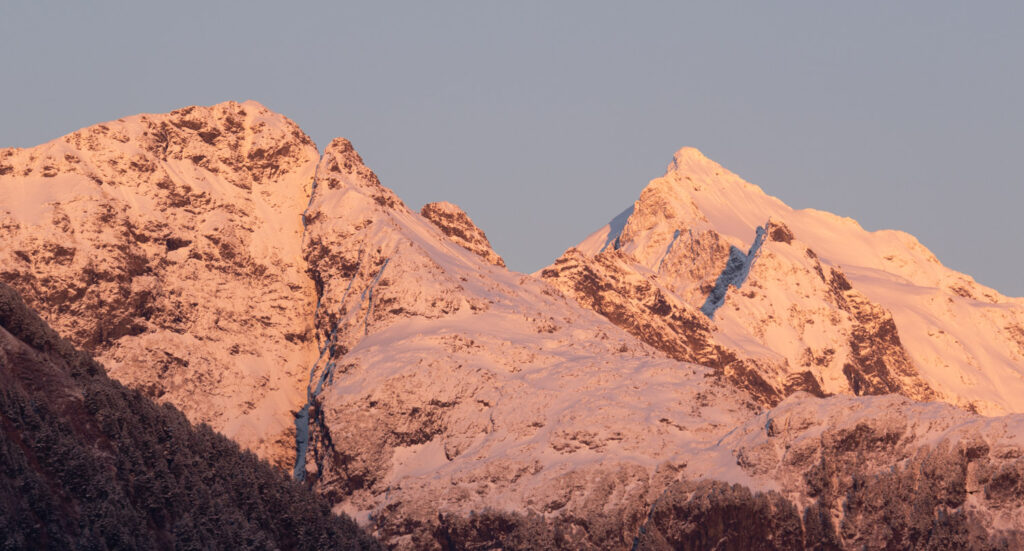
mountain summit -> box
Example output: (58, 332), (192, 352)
(1, 100), (320, 467)
(558, 145), (1024, 414)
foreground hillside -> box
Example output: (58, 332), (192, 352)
(0, 283), (378, 550)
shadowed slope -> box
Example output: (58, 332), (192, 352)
(0, 282), (379, 550)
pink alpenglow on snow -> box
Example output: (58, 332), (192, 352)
(3, 106), (1024, 549)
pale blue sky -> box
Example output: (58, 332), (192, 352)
(3, 2), (1022, 295)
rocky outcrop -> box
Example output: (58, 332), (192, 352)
(421, 201), (505, 267)
(822, 267), (934, 400)
(0, 101), (321, 467)
(718, 393), (1024, 549)
(541, 247), (790, 407)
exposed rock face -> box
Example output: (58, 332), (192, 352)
(556, 146), (1024, 414)
(420, 201), (506, 267)
(540, 247), (790, 407)
(716, 393), (1024, 549)
(0, 283), (378, 550)
(0, 101), (320, 467)
(422, 396), (1024, 550)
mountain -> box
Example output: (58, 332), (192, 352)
(297, 137), (759, 547)
(3, 103), (1024, 549)
(546, 147), (1024, 415)
(0, 101), (320, 468)
(0, 282), (378, 549)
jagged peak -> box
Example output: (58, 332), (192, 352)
(1, 101), (321, 227)
(420, 201), (506, 267)
(600, 146), (788, 259)
(316, 138), (404, 210)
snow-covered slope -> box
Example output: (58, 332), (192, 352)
(297, 138), (760, 547)
(553, 147), (1024, 415)
(0, 101), (320, 467)
(296, 138), (1024, 548)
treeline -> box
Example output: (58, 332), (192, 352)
(0, 283), (379, 550)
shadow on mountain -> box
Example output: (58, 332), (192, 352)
(0, 283), (379, 550)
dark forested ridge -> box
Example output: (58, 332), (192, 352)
(0, 283), (379, 550)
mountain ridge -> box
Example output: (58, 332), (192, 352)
(3, 101), (1024, 549)
(563, 144), (1024, 415)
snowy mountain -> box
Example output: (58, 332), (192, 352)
(551, 147), (1024, 416)
(3, 103), (1024, 549)
(0, 101), (320, 468)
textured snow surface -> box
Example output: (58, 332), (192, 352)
(296, 138), (760, 538)
(4, 106), (1024, 548)
(0, 101), (320, 467)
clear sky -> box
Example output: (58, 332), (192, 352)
(3, 2), (1022, 296)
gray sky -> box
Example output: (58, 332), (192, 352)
(3, 2), (1022, 296)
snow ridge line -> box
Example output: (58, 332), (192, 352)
(699, 224), (767, 320)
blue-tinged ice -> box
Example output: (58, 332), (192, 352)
(700, 225), (766, 320)
(293, 404), (312, 480)
(294, 265), (365, 481)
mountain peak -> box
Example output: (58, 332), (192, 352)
(317, 137), (403, 210)
(670, 145), (708, 162)
(666, 146), (721, 175)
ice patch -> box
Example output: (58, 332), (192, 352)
(293, 269), (360, 481)
(301, 178), (318, 227)
(294, 258), (391, 480)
